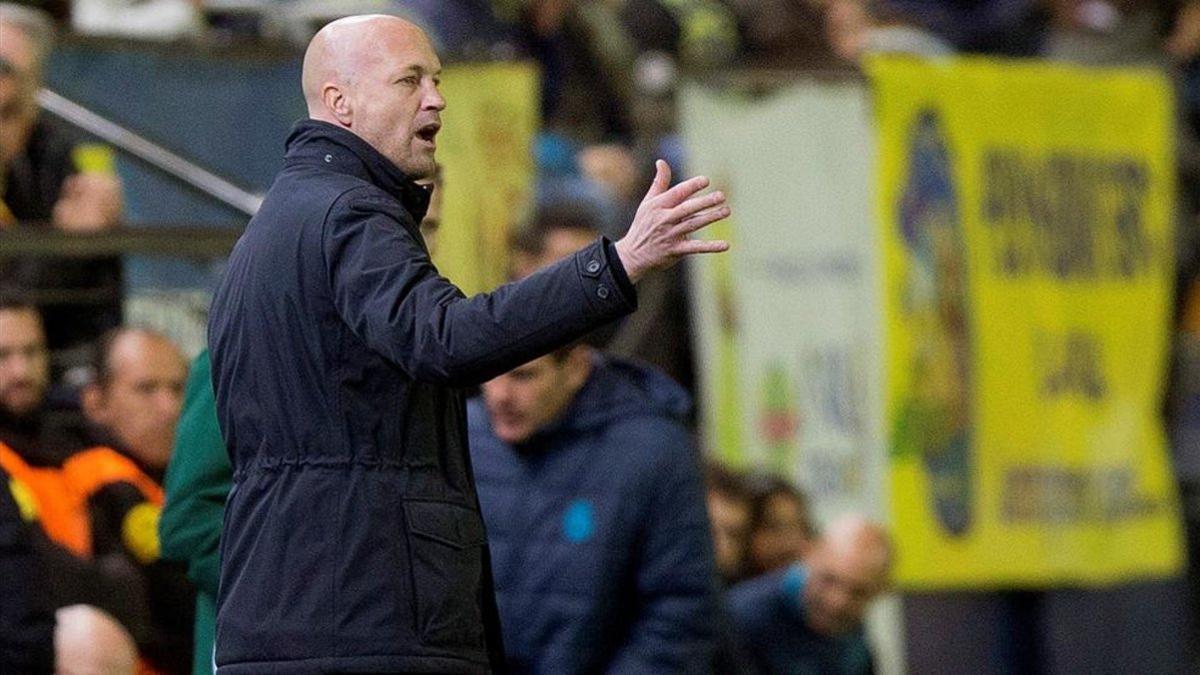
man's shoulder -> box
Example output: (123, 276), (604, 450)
(727, 566), (798, 624)
(264, 166), (376, 212)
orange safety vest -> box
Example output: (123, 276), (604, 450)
(0, 441), (163, 557)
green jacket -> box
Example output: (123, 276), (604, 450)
(159, 350), (229, 674)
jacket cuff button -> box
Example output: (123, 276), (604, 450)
(586, 260), (602, 274)
(596, 285), (610, 299)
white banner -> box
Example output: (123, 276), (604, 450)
(681, 78), (885, 523)
(681, 77), (899, 673)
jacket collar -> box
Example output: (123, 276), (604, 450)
(283, 119), (431, 223)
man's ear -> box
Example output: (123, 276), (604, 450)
(564, 346), (593, 391)
(323, 83), (353, 126)
(79, 384), (105, 424)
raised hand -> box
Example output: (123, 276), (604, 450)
(614, 160), (730, 282)
(51, 173), (123, 233)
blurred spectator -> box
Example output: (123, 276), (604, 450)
(76, 328), (193, 673)
(1168, 274), (1200, 668)
(509, 198), (602, 279)
(159, 350), (225, 675)
(744, 472), (814, 577)
(515, 0), (636, 142)
(53, 604), (138, 675)
(821, 0), (955, 62)
(0, 300), (190, 673)
(4, 0), (69, 22)
(706, 460), (753, 585)
(71, 0), (203, 40)
(0, 3), (125, 360)
(727, 515), (891, 675)
(1168, 0), (1200, 60)
(0, 297), (78, 450)
(80, 328), (188, 481)
(2, 466), (138, 673)
(1035, 0), (1200, 66)
(469, 343), (718, 672)
(577, 142), (640, 212)
(722, 0), (830, 66)
(828, 0), (1045, 55)
(706, 461), (758, 675)
(533, 133), (630, 239)
(510, 198), (698, 388)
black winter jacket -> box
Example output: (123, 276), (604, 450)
(207, 120), (636, 674)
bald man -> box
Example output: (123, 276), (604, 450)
(207, 14), (729, 674)
(81, 328), (187, 479)
(727, 516), (891, 675)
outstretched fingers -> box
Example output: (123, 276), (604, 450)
(668, 190), (726, 223)
(643, 159), (672, 200)
(672, 238), (730, 255)
(672, 204), (731, 236)
(656, 175), (710, 208)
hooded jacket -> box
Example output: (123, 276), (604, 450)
(207, 120), (636, 674)
(468, 355), (717, 673)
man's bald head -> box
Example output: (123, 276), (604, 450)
(819, 515), (891, 573)
(803, 515), (891, 636)
(0, 3), (55, 77)
(301, 15), (445, 179)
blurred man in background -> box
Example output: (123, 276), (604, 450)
(469, 339), (718, 673)
(78, 327), (194, 672)
(0, 3), (124, 358)
(509, 198), (698, 388)
(2, 462), (139, 674)
(744, 472), (815, 577)
(706, 461), (753, 585)
(81, 328), (188, 481)
(728, 515), (890, 675)
(0, 299), (191, 673)
(508, 199), (600, 280)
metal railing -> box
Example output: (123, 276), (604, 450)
(0, 224), (242, 258)
(36, 88), (263, 217)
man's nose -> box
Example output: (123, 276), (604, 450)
(828, 589), (854, 613)
(7, 355), (33, 378)
(156, 389), (182, 415)
(424, 85), (446, 111)
(491, 384), (512, 404)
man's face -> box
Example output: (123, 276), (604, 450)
(85, 333), (187, 471)
(0, 309), (49, 418)
(511, 226), (597, 280)
(708, 491), (751, 581)
(0, 72), (36, 169)
(482, 351), (587, 445)
(803, 540), (888, 637)
(350, 27), (445, 179)
(749, 493), (813, 573)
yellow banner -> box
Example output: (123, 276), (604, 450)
(434, 62), (539, 294)
(872, 57), (1184, 588)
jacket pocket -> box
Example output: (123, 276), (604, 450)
(403, 499), (487, 651)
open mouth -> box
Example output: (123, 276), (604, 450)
(416, 122), (440, 144)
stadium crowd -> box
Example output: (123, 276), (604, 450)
(2, 0), (1200, 673)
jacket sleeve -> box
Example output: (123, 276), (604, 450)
(0, 473), (56, 673)
(607, 421), (719, 674)
(324, 187), (637, 387)
(159, 350), (230, 597)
